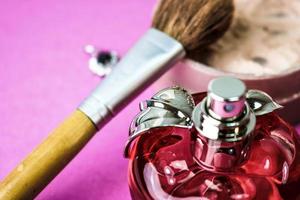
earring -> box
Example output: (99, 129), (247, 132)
(84, 44), (119, 77)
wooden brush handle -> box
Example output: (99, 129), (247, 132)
(0, 110), (97, 200)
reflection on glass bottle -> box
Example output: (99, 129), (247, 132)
(125, 77), (300, 200)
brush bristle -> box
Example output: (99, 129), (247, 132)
(152, 0), (234, 55)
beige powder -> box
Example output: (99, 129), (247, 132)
(207, 0), (300, 76)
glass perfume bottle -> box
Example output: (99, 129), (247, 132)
(125, 77), (300, 200)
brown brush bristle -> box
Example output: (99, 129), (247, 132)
(152, 0), (234, 55)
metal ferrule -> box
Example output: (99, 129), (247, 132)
(78, 29), (185, 128)
(192, 97), (256, 142)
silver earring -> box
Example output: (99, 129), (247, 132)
(84, 44), (119, 77)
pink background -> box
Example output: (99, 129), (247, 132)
(0, 0), (299, 200)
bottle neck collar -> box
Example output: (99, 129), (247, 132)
(191, 97), (256, 171)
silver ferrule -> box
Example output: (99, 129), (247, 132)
(79, 28), (185, 128)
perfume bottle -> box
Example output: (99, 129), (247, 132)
(125, 77), (300, 200)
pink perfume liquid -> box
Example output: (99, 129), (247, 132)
(127, 93), (300, 200)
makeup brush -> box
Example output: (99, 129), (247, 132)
(0, 0), (234, 199)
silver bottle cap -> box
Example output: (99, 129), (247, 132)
(207, 77), (246, 121)
(193, 77), (255, 141)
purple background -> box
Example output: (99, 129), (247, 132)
(0, 0), (157, 199)
(0, 0), (299, 199)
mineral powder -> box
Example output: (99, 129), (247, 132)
(206, 0), (300, 76)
